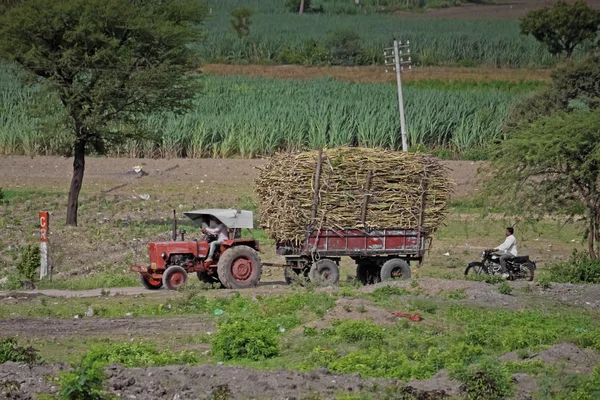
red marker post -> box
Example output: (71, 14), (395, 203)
(40, 211), (49, 279)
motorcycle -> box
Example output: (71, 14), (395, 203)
(465, 250), (536, 281)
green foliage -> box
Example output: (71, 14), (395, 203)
(0, 337), (39, 364)
(488, 109), (600, 257)
(212, 318), (280, 361)
(538, 276), (552, 289)
(16, 245), (40, 281)
(0, 187), (3, 201)
(370, 286), (412, 302)
(520, 0), (600, 58)
(83, 342), (197, 367)
(57, 363), (108, 400)
(326, 29), (363, 66)
(230, 8), (253, 38)
(503, 360), (548, 374)
(537, 364), (600, 400)
(334, 320), (384, 343)
(450, 358), (514, 400)
(497, 282), (513, 295)
(547, 250), (600, 284)
(338, 286), (356, 297)
(0, 72), (524, 157)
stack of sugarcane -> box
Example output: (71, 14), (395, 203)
(255, 147), (453, 243)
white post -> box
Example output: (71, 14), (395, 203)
(40, 211), (49, 280)
(393, 39), (408, 152)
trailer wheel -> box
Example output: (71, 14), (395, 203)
(140, 275), (163, 290)
(380, 259), (411, 281)
(309, 259), (340, 286)
(163, 265), (188, 290)
(356, 263), (381, 285)
(217, 245), (262, 289)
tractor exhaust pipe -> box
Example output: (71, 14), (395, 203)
(172, 209), (177, 241)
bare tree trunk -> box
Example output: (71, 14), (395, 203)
(299, 0), (305, 14)
(66, 139), (86, 226)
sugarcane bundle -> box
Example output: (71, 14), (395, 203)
(255, 147), (452, 243)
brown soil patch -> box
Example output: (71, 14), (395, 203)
(499, 342), (600, 374)
(203, 64), (552, 84)
(0, 317), (215, 340)
(394, 0), (600, 20)
(302, 297), (399, 331)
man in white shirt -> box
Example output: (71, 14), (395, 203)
(202, 218), (229, 263)
(493, 227), (518, 278)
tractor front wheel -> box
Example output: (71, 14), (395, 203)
(140, 275), (163, 290)
(163, 265), (188, 290)
(217, 246), (262, 289)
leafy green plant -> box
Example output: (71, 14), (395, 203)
(546, 250), (600, 284)
(338, 287), (356, 297)
(0, 337), (39, 364)
(58, 363), (108, 400)
(212, 319), (279, 360)
(445, 289), (467, 299)
(83, 342), (197, 367)
(538, 276), (552, 289)
(408, 299), (438, 314)
(497, 282), (513, 295)
(334, 320), (384, 343)
(450, 358), (514, 400)
(326, 29), (363, 66)
(16, 245), (40, 281)
(370, 286), (412, 302)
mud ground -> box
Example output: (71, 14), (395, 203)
(1, 342), (597, 400)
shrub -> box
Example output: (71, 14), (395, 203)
(497, 282), (513, 295)
(83, 342), (197, 367)
(58, 363), (107, 400)
(17, 245), (40, 281)
(370, 286), (411, 302)
(326, 29), (363, 66)
(0, 337), (39, 364)
(212, 319), (279, 360)
(546, 250), (600, 284)
(450, 358), (514, 400)
(334, 320), (384, 343)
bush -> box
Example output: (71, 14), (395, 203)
(450, 358), (514, 400)
(17, 245), (40, 281)
(497, 282), (513, 295)
(58, 363), (107, 400)
(230, 8), (253, 38)
(212, 319), (279, 360)
(326, 29), (363, 66)
(334, 320), (384, 343)
(83, 342), (197, 367)
(0, 337), (39, 364)
(546, 250), (600, 284)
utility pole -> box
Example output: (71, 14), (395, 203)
(384, 40), (412, 152)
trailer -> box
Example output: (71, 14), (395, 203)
(273, 227), (428, 286)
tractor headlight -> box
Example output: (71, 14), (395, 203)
(161, 252), (167, 260)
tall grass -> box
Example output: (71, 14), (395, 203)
(1, 67), (526, 158)
(196, 1), (563, 67)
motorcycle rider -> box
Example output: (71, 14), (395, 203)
(493, 227), (518, 278)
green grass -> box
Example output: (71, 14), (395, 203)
(198, 1), (562, 67)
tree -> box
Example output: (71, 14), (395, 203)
(230, 8), (253, 38)
(487, 109), (600, 258)
(520, 0), (600, 58)
(0, 0), (205, 226)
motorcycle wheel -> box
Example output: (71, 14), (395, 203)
(464, 262), (486, 276)
(520, 262), (535, 281)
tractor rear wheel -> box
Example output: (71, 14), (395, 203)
(217, 246), (262, 289)
(309, 259), (340, 286)
(140, 275), (163, 290)
(163, 265), (188, 290)
(380, 259), (411, 281)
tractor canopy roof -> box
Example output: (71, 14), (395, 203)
(184, 209), (254, 229)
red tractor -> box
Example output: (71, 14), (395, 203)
(131, 209), (261, 290)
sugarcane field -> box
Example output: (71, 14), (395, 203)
(1, 0), (600, 399)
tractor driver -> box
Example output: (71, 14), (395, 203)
(202, 217), (229, 263)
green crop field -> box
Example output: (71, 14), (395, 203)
(194, 0), (567, 67)
(0, 66), (533, 158)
